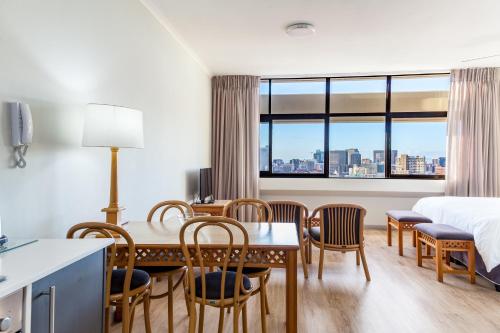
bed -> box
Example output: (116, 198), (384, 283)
(413, 196), (500, 290)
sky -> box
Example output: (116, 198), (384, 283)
(260, 75), (449, 163)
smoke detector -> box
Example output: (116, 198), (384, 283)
(286, 23), (316, 37)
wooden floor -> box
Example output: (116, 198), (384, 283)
(112, 229), (500, 333)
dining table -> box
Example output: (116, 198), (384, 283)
(116, 218), (300, 333)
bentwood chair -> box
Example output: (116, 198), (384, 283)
(138, 200), (193, 332)
(67, 222), (152, 333)
(267, 200), (310, 278)
(309, 204), (371, 281)
(223, 198), (273, 333)
(180, 216), (255, 333)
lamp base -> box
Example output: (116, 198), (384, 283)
(101, 206), (126, 226)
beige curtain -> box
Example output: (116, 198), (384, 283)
(446, 68), (500, 197)
(211, 75), (260, 200)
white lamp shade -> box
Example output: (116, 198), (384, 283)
(83, 104), (144, 148)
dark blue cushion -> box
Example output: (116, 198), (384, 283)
(415, 223), (473, 241)
(136, 266), (184, 274)
(226, 266), (269, 275)
(303, 227), (309, 238)
(110, 269), (150, 294)
(386, 210), (432, 223)
(309, 227), (320, 241)
(195, 271), (252, 299)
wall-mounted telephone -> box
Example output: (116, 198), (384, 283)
(9, 102), (33, 168)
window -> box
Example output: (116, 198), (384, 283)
(272, 119), (324, 174)
(330, 77), (386, 114)
(260, 122), (269, 171)
(259, 73), (449, 179)
(271, 79), (325, 114)
(391, 118), (447, 176)
(329, 116), (385, 178)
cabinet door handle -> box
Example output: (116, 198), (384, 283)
(42, 286), (56, 333)
(49, 285), (55, 333)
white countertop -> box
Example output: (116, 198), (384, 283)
(0, 239), (113, 298)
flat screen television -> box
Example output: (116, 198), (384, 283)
(199, 168), (213, 203)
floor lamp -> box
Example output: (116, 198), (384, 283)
(82, 104), (144, 225)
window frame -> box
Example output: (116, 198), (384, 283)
(259, 73), (449, 180)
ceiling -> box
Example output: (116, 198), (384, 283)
(143, 0), (500, 76)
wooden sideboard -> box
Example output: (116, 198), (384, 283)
(191, 199), (231, 216)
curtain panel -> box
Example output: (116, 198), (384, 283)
(211, 75), (260, 200)
(446, 68), (500, 197)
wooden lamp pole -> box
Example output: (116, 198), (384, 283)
(101, 147), (125, 225)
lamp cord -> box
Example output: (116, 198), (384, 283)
(14, 145), (28, 168)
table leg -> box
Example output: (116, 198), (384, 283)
(286, 250), (297, 333)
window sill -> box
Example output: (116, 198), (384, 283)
(259, 177), (445, 197)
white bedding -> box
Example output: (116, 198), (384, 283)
(413, 196), (500, 272)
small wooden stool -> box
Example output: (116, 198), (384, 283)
(415, 223), (475, 284)
(386, 210), (432, 256)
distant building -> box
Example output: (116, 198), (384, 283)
(329, 150), (348, 176)
(313, 149), (324, 163)
(373, 150), (384, 164)
(439, 157), (446, 167)
(362, 158), (372, 165)
(346, 148), (359, 166)
(350, 152), (362, 166)
(260, 145), (269, 171)
(409, 156), (425, 174)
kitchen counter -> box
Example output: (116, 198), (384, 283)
(0, 238), (113, 298)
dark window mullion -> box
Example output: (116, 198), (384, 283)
(385, 76), (392, 178)
(324, 78), (330, 178)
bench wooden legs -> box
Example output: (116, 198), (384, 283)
(387, 218), (421, 256)
(416, 231), (475, 284)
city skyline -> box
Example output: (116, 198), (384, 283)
(260, 120), (447, 163)
(263, 145), (446, 177)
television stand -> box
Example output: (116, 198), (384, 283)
(191, 200), (231, 216)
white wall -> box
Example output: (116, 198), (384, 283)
(260, 178), (445, 226)
(0, 0), (211, 238)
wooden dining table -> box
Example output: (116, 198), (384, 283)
(116, 218), (300, 333)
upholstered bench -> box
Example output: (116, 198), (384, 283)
(386, 210), (432, 256)
(415, 223), (475, 284)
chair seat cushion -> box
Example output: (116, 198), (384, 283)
(136, 266), (184, 275)
(195, 271), (252, 299)
(226, 266), (269, 275)
(303, 227), (309, 238)
(415, 223), (474, 241)
(110, 269), (150, 295)
(309, 227), (320, 241)
(386, 210), (432, 223)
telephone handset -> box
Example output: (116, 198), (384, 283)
(9, 102), (33, 168)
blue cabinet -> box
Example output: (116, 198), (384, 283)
(31, 250), (106, 333)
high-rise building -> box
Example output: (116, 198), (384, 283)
(350, 152), (361, 166)
(306, 160), (316, 172)
(439, 157), (446, 167)
(313, 149), (324, 163)
(260, 145), (269, 171)
(409, 156), (425, 174)
(329, 150), (348, 176)
(290, 159), (301, 171)
(391, 150), (398, 164)
(373, 150), (384, 164)
(346, 148), (359, 166)
(396, 154), (409, 174)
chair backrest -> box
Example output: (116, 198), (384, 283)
(310, 204), (366, 246)
(268, 200), (308, 238)
(223, 198), (273, 223)
(147, 200), (194, 222)
(66, 222), (136, 306)
(180, 216), (249, 304)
